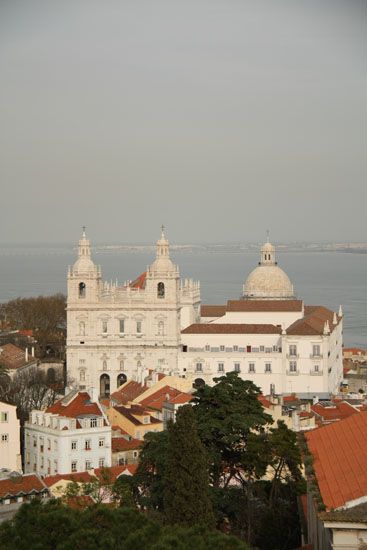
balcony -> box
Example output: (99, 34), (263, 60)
(310, 353), (323, 359)
(286, 370), (299, 376)
(286, 354), (299, 359)
(310, 369), (323, 376)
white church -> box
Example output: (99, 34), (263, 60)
(66, 229), (343, 398)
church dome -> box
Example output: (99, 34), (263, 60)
(243, 237), (294, 300)
(72, 228), (97, 275)
(149, 227), (177, 274)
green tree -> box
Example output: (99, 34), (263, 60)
(136, 430), (169, 513)
(192, 372), (272, 486)
(163, 405), (215, 528)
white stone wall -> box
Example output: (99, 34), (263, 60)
(0, 401), (21, 472)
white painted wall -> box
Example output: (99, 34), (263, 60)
(0, 401), (21, 472)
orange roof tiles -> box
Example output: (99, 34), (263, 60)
(139, 386), (184, 410)
(111, 381), (147, 405)
(306, 411), (367, 510)
(227, 299), (303, 312)
(200, 305), (226, 317)
(129, 272), (147, 290)
(181, 323), (282, 334)
(311, 401), (359, 423)
(168, 392), (192, 405)
(258, 395), (272, 409)
(112, 437), (142, 452)
(287, 306), (340, 336)
(0, 343), (36, 370)
(46, 392), (103, 420)
(43, 472), (93, 487)
(0, 474), (48, 498)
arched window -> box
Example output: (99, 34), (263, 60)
(100, 374), (110, 397)
(158, 320), (164, 336)
(157, 282), (165, 299)
(79, 282), (86, 298)
(79, 321), (85, 336)
(117, 373), (127, 387)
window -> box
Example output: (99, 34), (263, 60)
(265, 363), (272, 373)
(205, 344), (210, 352)
(246, 345), (252, 353)
(314, 365), (319, 372)
(85, 440), (91, 450)
(99, 438), (105, 447)
(260, 346), (265, 352)
(71, 441), (77, 450)
(79, 359), (85, 366)
(78, 282), (86, 298)
(102, 320), (108, 334)
(313, 345), (321, 357)
(47, 459), (50, 474)
(218, 363), (224, 372)
(289, 361), (297, 372)
(71, 461), (77, 472)
(234, 363), (240, 373)
(233, 345), (238, 352)
(54, 460), (58, 473)
(85, 461), (91, 471)
(47, 439), (51, 451)
(220, 345), (225, 352)
(90, 418), (98, 428)
(248, 363), (255, 373)
(33, 436), (37, 448)
(80, 370), (86, 382)
(119, 319), (125, 333)
(79, 321), (85, 336)
(289, 345), (297, 356)
(157, 282), (165, 298)
(99, 458), (105, 468)
(1, 434), (9, 442)
(136, 321), (142, 334)
(0, 412), (8, 422)
(196, 363), (203, 372)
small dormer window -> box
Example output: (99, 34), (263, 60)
(157, 282), (165, 298)
(79, 282), (86, 298)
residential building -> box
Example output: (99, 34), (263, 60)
(305, 411), (367, 549)
(107, 403), (163, 439)
(0, 472), (49, 523)
(24, 389), (111, 476)
(0, 343), (38, 378)
(0, 401), (21, 472)
(111, 435), (142, 466)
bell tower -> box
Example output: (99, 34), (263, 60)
(67, 228), (101, 304)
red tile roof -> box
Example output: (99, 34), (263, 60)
(168, 392), (192, 405)
(112, 437), (142, 452)
(111, 381), (148, 405)
(311, 401), (359, 423)
(113, 405), (162, 427)
(43, 472), (93, 487)
(0, 343), (37, 370)
(287, 306), (341, 336)
(129, 272), (147, 290)
(200, 305), (226, 317)
(344, 348), (367, 355)
(226, 300), (303, 312)
(139, 386), (184, 411)
(0, 474), (48, 498)
(46, 392), (103, 420)
(181, 323), (282, 334)
(306, 411), (367, 510)
(258, 395), (272, 409)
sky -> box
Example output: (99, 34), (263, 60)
(0, 0), (366, 244)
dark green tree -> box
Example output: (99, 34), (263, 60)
(163, 405), (215, 528)
(192, 372), (272, 485)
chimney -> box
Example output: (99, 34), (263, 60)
(31, 346), (35, 357)
(88, 387), (98, 403)
(25, 348), (29, 362)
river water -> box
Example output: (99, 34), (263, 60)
(0, 244), (366, 348)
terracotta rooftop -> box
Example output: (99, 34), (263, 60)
(286, 306), (341, 336)
(129, 271), (147, 290)
(311, 400), (359, 424)
(181, 323), (282, 334)
(44, 471), (92, 487)
(111, 380), (148, 405)
(200, 305), (226, 318)
(168, 392), (192, 405)
(112, 437), (142, 452)
(258, 395), (272, 409)
(139, 385), (184, 411)
(0, 343), (37, 370)
(46, 392), (104, 420)
(113, 405), (161, 427)
(226, 299), (303, 312)
(306, 411), (367, 510)
(343, 348), (367, 355)
(0, 474), (48, 498)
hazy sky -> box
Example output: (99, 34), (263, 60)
(0, 0), (366, 244)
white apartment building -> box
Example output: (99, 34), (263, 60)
(67, 228), (200, 396)
(179, 240), (343, 396)
(24, 390), (111, 476)
(0, 402), (22, 472)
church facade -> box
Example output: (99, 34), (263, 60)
(66, 231), (343, 397)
